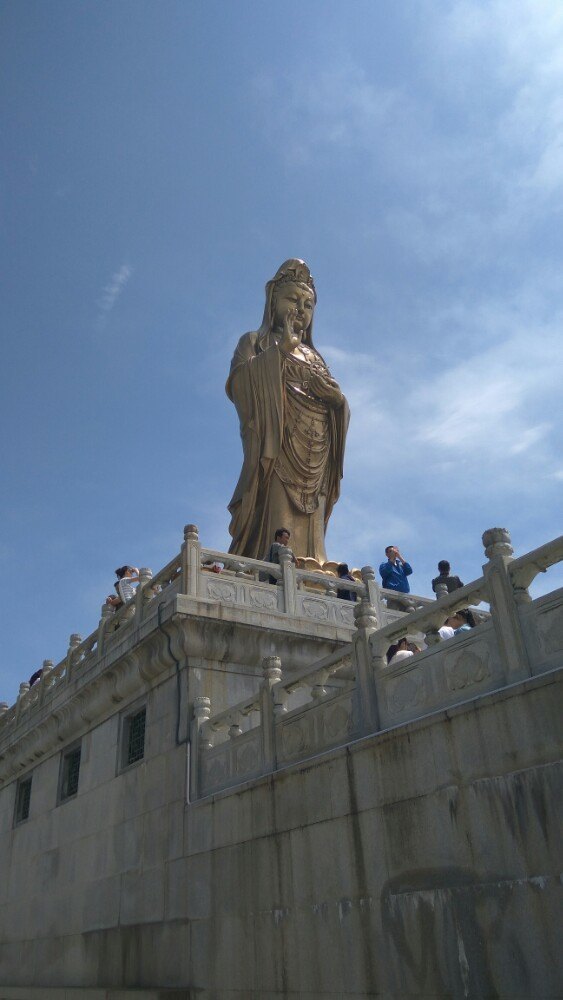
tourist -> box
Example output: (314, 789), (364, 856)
(106, 566), (140, 608)
(263, 528), (296, 584)
(336, 563), (357, 602)
(387, 638), (414, 665)
(432, 560), (463, 596)
(28, 667), (43, 687)
(379, 545), (413, 610)
(445, 609), (476, 634)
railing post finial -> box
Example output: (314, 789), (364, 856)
(482, 528), (514, 562)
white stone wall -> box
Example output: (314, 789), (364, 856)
(0, 663), (561, 996)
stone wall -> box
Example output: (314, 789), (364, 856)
(1, 660), (561, 998)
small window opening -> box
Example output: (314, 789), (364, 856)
(126, 707), (146, 766)
(15, 777), (32, 824)
(60, 745), (81, 801)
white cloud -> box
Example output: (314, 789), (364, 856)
(96, 263), (133, 327)
(320, 289), (562, 506)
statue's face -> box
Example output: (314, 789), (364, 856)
(272, 281), (315, 335)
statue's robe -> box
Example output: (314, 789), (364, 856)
(226, 330), (349, 563)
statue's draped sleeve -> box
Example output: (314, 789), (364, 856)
(226, 333), (285, 555)
(325, 397), (349, 525)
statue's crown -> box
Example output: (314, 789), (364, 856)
(272, 259), (316, 298)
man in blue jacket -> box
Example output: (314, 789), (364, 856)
(379, 545), (413, 610)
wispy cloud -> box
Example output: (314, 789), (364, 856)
(96, 263), (133, 328)
(252, 63), (401, 165)
(320, 285), (562, 510)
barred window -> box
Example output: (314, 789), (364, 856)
(15, 776), (32, 824)
(121, 706), (146, 769)
(127, 708), (146, 765)
(60, 745), (81, 802)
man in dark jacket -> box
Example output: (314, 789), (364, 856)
(432, 560), (463, 596)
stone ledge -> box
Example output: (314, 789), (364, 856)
(0, 990), (191, 1000)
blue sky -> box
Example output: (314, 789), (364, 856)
(1, 0), (562, 705)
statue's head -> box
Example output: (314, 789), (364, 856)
(259, 259), (317, 346)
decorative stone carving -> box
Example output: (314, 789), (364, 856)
(387, 673), (425, 715)
(338, 604), (355, 625)
(262, 655), (282, 685)
(281, 720), (309, 757)
(302, 598), (329, 621)
(202, 754), (228, 788)
(323, 702), (353, 741)
(354, 596), (378, 633)
(207, 580), (237, 603)
(539, 612), (563, 655)
(447, 649), (491, 692)
(249, 588), (278, 611)
(235, 738), (261, 775)
(482, 528), (514, 561)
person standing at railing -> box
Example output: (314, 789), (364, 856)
(262, 528), (296, 584)
(105, 565), (140, 609)
(336, 563), (357, 602)
(379, 545), (413, 611)
(432, 560), (463, 596)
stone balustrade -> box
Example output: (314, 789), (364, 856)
(3, 521), (560, 791)
(192, 528), (563, 798)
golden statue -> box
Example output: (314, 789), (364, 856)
(226, 259), (349, 566)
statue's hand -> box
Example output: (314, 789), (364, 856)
(279, 309), (303, 353)
(309, 372), (344, 407)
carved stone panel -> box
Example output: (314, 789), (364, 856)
(248, 587), (278, 611)
(337, 604), (355, 626)
(206, 580), (237, 603)
(201, 750), (230, 791)
(386, 671), (426, 716)
(301, 598), (329, 621)
(280, 718), (311, 760)
(234, 734), (262, 776)
(322, 700), (354, 742)
(446, 649), (491, 692)
(538, 610), (563, 655)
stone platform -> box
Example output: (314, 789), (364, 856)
(0, 527), (562, 997)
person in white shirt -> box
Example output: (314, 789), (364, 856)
(106, 566), (140, 608)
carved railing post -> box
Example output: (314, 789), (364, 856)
(280, 548), (297, 616)
(435, 582), (449, 600)
(135, 567), (153, 625)
(182, 524), (201, 598)
(39, 660), (54, 706)
(190, 694), (211, 800)
(0, 702), (8, 718)
(482, 528), (531, 682)
(15, 682), (30, 724)
(97, 603), (114, 658)
(361, 566), (384, 625)
(65, 634), (82, 684)
(353, 590), (380, 735)
(228, 717), (243, 739)
(260, 655), (282, 771)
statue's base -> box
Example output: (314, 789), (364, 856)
(296, 557), (362, 580)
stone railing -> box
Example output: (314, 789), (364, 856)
(0, 524), (435, 740)
(191, 528), (563, 798)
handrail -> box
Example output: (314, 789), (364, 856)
(509, 535), (563, 592)
(368, 576), (490, 647)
